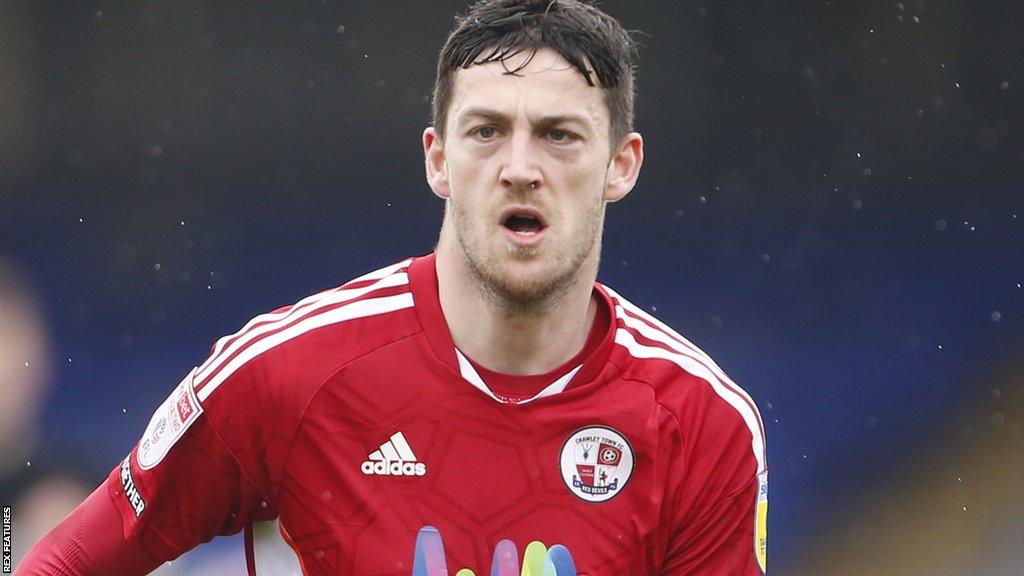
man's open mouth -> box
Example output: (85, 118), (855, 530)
(500, 208), (547, 236)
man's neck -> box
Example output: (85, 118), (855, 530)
(435, 241), (598, 376)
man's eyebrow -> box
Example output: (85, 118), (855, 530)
(456, 107), (512, 125)
(456, 107), (593, 130)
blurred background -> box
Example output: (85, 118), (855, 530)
(1, 1), (1021, 574)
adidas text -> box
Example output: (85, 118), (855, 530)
(360, 460), (426, 476)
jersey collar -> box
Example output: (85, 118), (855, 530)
(408, 252), (616, 401)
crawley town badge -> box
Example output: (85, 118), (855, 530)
(559, 426), (634, 503)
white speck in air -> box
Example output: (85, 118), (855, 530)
(912, 15), (920, 23)
(336, 25), (346, 34)
(260, 501), (267, 508)
(954, 82), (960, 88)
(1000, 81), (1009, 90)
(759, 253), (771, 264)
(387, 202), (392, 207)
(990, 311), (1001, 322)
(938, 345), (943, 350)
(896, 2), (905, 10)
(934, 219), (947, 231)
(862, 168), (872, 176)
(957, 476), (963, 483)
(122, 408), (127, 414)
(24, 361), (29, 367)
(856, 152), (861, 158)
(851, 198), (863, 210)
(79, 217), (84, 223)
(698, 195), (707, 203)
(68, 357), (73, 363)
(650, 305), (657, 312)
(180, 220), (185, 227)
(207, 285), (212, 290)
(96, 11), (103, 18)
(962, 506), (967, 512)
(26, 461), (31, 467)
(149, 145), (163, 157)
(154, 263), (161, 271)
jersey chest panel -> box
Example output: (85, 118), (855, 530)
(276, 338), (666, 575)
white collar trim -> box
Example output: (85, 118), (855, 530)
(454, 348), (582, 405)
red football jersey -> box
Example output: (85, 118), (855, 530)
(107, 253), (768, 575)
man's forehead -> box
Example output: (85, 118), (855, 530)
(448, 47), (608, 128)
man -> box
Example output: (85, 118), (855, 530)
(19, 1), (767, 574)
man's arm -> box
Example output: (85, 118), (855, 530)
(16, 480), (165, 576)
(659, 376), (768, 575)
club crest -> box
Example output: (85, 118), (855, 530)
(559, 426), (634, 503)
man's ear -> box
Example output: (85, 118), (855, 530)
(423, 127), (450, 199)
(603, 132), (644, 203)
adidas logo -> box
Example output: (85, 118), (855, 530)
(361, 431), (426, 476)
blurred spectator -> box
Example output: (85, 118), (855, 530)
(0, 258), (92, 566)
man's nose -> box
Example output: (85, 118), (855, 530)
(499, 131), (543, 192)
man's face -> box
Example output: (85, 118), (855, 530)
(431, 48), (621, 305)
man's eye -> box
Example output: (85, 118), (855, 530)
(476, 126), (498, 139)
(548, 130), (574, 142)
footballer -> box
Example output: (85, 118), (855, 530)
(19, 0), (767, 574)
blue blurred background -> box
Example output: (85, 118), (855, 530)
(1, 1), (1022, 574)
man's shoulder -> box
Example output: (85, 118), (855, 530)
(192, 258), (421, 405)
(600, 283), (734, 393)
(600, 283), (766, 466)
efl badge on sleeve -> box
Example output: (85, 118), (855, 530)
(559, 426), (634, 503)
(755, 470), (768, 573)
(137, 368), (204, 470)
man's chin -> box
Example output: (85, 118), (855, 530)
(483, 260), (571, 304)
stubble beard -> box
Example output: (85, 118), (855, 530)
(450, 196), (604, 317)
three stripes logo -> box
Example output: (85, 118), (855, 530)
(361, 431), (426, 476)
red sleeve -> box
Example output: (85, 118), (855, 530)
(660, 380), (767, 575)
(105, 366), (276, 560)
(16, 480), (163, 576)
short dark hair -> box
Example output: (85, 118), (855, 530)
(432, 0), (639, 145)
